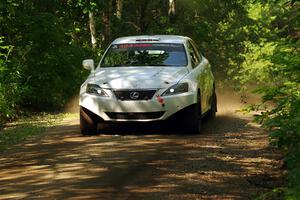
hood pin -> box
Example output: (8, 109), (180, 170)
(156, 95), (165, 107)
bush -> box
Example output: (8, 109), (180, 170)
(255, 40), (300, 199)
(236, 1), (300, 198)
(0, 37), (18, 122)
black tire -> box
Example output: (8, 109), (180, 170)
(207, 90), (217, 120)
(182, 102), (202, 134)
(80, 107), (98, 135)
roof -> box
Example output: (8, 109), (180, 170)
(112, 35), (190, 44)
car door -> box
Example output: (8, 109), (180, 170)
(191, 40), (214, 112)
(189, 40), (214, 113)
(187, 40), (208, 113)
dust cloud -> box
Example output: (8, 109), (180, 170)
(216, 84), (261, 116)
(64, 95), (80, 113)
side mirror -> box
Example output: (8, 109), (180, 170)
(82, 59), (95, 71)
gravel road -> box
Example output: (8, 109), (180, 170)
(0, 90), (283, 200)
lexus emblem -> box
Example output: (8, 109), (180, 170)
(130, 92), (140, 100)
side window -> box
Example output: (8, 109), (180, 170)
(190, 40), (202, 63)
(187, 41), (200, 68)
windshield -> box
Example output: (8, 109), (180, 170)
(100, 43), (187, 67)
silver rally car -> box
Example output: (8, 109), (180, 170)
(79, 35), (217, 135)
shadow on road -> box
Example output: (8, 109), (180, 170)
(0, 111), (282, 200)
(79, 110), (252, 136)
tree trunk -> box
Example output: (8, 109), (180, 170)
(168, 0), (176, 23)
(116, 0), (122, 19)
(88, 11), (97, 49)
(139, 0), (150, 33)
(102, 0), (112, 45)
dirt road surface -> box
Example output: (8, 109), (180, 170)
(0, 90), (283, 200)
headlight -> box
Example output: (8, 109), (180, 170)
(162, 83), (189, 96)
(86, 84), (109, 97)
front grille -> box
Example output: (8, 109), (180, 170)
(113, 90), (156, 101)
(106, 112), (165, 120)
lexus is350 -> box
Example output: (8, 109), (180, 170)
(79, 35), (217, 135)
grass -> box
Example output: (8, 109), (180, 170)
(0, 112), (78, 152)
(255, 187), (285, 200)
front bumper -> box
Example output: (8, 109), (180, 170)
(79, 91), (196, 122)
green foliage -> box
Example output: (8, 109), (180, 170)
(0, 37), (19, 121)
(254, 41), (300, 199)
(238, 1), (300, 198)
(0, 0), (92, 121)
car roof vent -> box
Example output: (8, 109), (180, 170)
(135, 38), (160, 42)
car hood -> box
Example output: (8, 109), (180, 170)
(91, 66), (189, 89)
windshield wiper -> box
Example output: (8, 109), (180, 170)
(150, 64), (170, 66)
(150, 64), (181, 66)
(101, 64), (127, 67)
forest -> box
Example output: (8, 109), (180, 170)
(0, 0), (299, 198)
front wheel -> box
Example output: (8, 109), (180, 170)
(207, 91), (217, 120)
(182, 102), (202, 134)
(80, 107), (98, 135)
